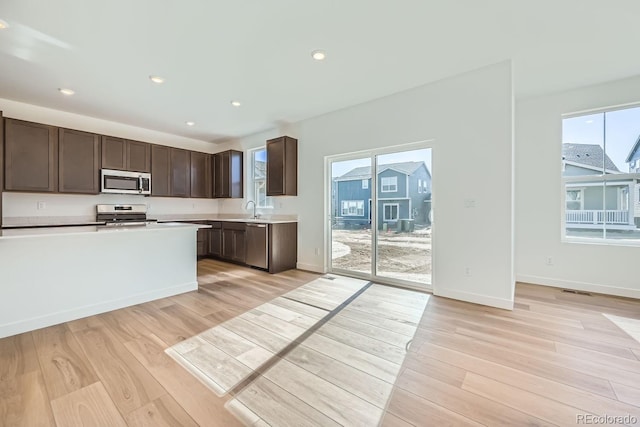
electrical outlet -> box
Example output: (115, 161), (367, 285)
(464, 267), (471, 276)
(464, 199), (476, 208)
(37, 201), (46, 210)
(545, 257), (553, 266)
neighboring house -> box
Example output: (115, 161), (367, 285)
(625, 135), (640, 226)
(334, 161), (432, 229)
(562, 143), (637, 230)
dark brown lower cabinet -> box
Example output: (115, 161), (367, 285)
(221, 222), (246, 263)
(197, 227), (209, 257)
(209, 224), (222, 256)
(206, 221), (297, 273)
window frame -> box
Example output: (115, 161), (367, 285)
(362, 179), (369, 189)
(383, 203), (399, 221)
(565, 187), (585, 211)
(381, 176), (397, 193)
(561, 104), (640, 245)
(249, 147), (273, 209)
(341, 200), (365, 217)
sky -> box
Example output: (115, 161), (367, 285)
(563, 105), (640, 171)
(331, 148), (432, 178)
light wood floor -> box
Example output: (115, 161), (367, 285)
(1, 259), (640, 426)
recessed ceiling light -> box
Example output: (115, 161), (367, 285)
(185, 121), (195, 126)
(0, 20), (8, 30)
(311, 50), (326, 61)
(149, 75), (165, 84)
(58, 88), (75, 96)
(231, 101), (241, 107)
(585, 120), (594, 124)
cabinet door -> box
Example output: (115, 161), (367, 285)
(230, 150), (243, 198)
(58, 128), (100, 194)
(5, 119), (58, 192)
(190, 151), (211, 198)
(170, 148), (191, 197)
(126, 140), (151, 173)
(151, 144), (171, 197)
(101, 136), (127, 170)
(197, 228), (208, 257)
(232, 230), (246, 263)
(222, 228), (235, 259)
(210, 228), (222, 256)
(267, 137), (285, 196)
(217, 152), (230, 198)
(267, 136), (297, 196)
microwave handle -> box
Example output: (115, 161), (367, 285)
(138, 176), (143, 193)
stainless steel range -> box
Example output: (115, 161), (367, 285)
(96, 204), (156, 226)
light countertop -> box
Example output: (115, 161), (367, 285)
(0, 222), (209, 239)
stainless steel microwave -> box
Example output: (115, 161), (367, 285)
(101, 169), (151, 195)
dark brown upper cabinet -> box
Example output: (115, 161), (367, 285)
(151, 144), (171, 197)
(266, 136), (297, 196)
(126, 140), (151, 173)
(213, 150), (243, 198)
(58, 128), (101, 194)
(190, 151), (211, 198)
(4, 118), (58, 193)
(101, 136), (126, 170)
(170, 148), (191, 197)
(101, 136), (150, 172)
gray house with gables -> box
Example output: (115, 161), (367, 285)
(563, 143), (637, 229)
(334, 161), (431, 229)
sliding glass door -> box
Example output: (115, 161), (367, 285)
(330, 156), (373, 276)
(329, 146), (433, 289)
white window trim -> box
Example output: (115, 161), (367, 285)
(418, 179), (422, 193)
(341, 200), (364, 217)
(565, 188), (585, 210)
(383, 203), (400, 221)
(381, 176), (397, 193)
(362, 179), (369, 189)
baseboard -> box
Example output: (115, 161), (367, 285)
(516, 275), (640, 300)
(435, 288), (514, 310)
(0, 281), (198, 339)
(296, 262), (325, 273)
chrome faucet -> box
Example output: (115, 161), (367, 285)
(245, 200), (258, 219)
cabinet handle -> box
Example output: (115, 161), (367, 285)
(248, 224), (267, 228)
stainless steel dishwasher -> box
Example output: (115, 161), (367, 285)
(245, 223), (269, 269)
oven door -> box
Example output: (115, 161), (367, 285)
(101, 169), (151, 195)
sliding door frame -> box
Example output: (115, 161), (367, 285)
(325, 140), (435, 292)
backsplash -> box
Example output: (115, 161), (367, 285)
(2, 192), (219, 226)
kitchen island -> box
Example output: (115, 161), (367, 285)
(0, 222), (207, 338)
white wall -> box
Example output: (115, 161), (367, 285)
(1, 98), (219, 222)
(218, 62), (515, 309)
(516, 75), (640, 299)
(2, 192), (217, 224)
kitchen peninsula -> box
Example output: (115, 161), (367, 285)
(0, 222), (206, 339)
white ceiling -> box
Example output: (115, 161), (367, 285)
(1, 0), (640, 143)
